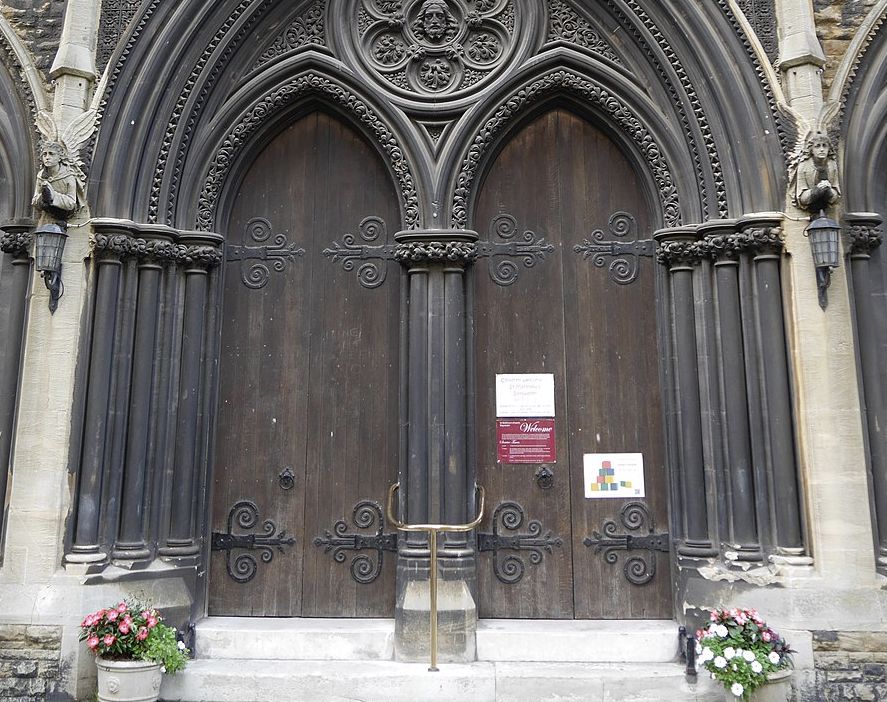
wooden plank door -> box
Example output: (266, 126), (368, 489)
(473, 108), (671, 618)
(209, 112), (400, 617)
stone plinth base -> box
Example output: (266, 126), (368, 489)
(395, 579), (477, 663)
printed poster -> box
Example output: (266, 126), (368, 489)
(583, 453), (645, 498)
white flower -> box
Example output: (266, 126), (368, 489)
(724, 647), (736, 660)
(731, 682), (744, 697)
(160, 666), (167, 674)
(743, 650), (755, 662)
(716, 624), (729, 637)
(751, 660), (763, 673)
(700, 647), (714, 663)
(177, 641), (186, 650)
(714, 656), (728, 669)
(768, 652), (781, 665)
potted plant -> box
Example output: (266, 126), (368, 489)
(79, 600), (189, 702)
(696, 608), (794, 701)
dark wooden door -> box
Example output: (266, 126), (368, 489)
(474, 109), (671, 618)
(209, 112), (400, 617)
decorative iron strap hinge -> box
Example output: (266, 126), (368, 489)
(314, 500), (398, 584)
(323, 216), (396, 289)
(211, 500), (296, 584)
(477, 501), (563, 584)
(226, 217), (305, 289)
(583, 501), (669, 586)
(477, 214), (555, 286)
(573, 211), (653, 285)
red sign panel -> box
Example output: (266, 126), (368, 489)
(496, 419), (556, 464)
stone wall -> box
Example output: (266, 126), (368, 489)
(0, 625), (64, 701)
(0, 0), (67, 80)
(814, 0), (880, 92)
(813, 631), (887, 701)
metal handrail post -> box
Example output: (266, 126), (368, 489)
(387, 482), (485, 671)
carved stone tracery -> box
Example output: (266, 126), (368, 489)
(355, 0), (516, 97)
(97, 0), (142, 72)
(546, 0), (620, 63)
(254, 0), (326, 69)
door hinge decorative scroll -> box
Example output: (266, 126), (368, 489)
(583, 501), (669, 585)
(573, 212), (653, 284)
(323, 216), (396, 289)
(477, 214), (555, 286)
(313, 500), (398, 584)
(477, 501), (563, 584)
(211, 500), (296, 584)
(226, 217), (305, 289)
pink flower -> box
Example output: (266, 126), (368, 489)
(103, 634), (116, 646)
(106, 610), (118, 622)
(762, 631), (772, 642)
(117, 602), (128, 613)
(136, 627), (149, 641)
(118, 621), (131, 634)
(86, 636), (99, 650)
(146, 616), (158, 628)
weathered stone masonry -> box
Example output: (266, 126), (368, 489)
(0, 0), (67, 80)
(813, 631), (887, 702)
(0, 625), (63, 702)
(814, 0), (880, 90)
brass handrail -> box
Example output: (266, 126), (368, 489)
(386, 482), (485, 671)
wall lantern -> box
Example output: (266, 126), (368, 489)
(805, 211), (841, 310)
(34, 222), (68, 314)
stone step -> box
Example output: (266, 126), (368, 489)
(160, 660), (723, 702)
(194, 618), (682, 663)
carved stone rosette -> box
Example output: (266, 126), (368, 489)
(354, 0), (517, 98)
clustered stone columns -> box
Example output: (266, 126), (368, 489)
(844, 212), (886, 570)
(66, 219), (223, 569)
(654, 214), (806, 586)
(393, 229), (478, 663)
(0, 223), (33, 555)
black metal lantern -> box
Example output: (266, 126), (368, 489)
(805, 212), (841, 310)
(34, 222), (68, 314)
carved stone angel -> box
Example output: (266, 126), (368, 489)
(791, 132), (841, 214)
(31, 109), (95, 223)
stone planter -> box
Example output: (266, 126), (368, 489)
(95, 656), (163, 702)
(722, 668), (793, 701)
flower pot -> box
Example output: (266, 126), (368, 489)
(95, 656), (163, 702)
(722, 668), (793, 701)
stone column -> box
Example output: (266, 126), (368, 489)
(654, 226), (716, 558)
(392, 229), (478, 664)
(845, 213), (886, 568)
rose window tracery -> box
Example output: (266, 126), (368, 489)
(357, 0), (516, 97)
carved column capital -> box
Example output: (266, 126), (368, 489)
(0, 223), (34, 257)
(696, 219), (738, 262)
(653, 226), (702, 268)
(90, 220), (223, 268)
(394, 229), (479, 267)
(735, 212), (785, 257)
(844, 212), (883, 257)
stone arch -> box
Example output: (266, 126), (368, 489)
(0, 16), (48, 218)
(89, 0), (423, 231)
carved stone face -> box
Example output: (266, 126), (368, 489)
(811, 140), (830, 161)
(420, 1), (449, 41)
(41, 148), (61, 169)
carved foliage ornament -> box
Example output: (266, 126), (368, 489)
(453, 70), (680, 229)
(847, 225), (883, 256)
(254, 0), (326, 69)
(196, 73), (419, 231)
(0, 230), (32, 256)
(90, 232), (224, 267)
(546, 0), (620, 63)
(654, 226), (784, 266)
(356, 0), (516, 97)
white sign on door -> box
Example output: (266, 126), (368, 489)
(495, 374), (555, 417)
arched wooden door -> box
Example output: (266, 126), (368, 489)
(208, 112), (401, 617)
(473, 108), (672, 618)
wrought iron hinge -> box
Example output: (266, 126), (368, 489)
(476, 214), (555, 286)
(314, 500), (398, 584)
(583, 501), (669, 585)
(226, 217), (305, 289)
(211, 500), (296, 584)
(477, 501), (563, 584)
(573, 211), (653, 285)
(323, 216), (396, 289)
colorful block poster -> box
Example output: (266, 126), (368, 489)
(583, 453), (645, 498)
(495, 374), (555, 418)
